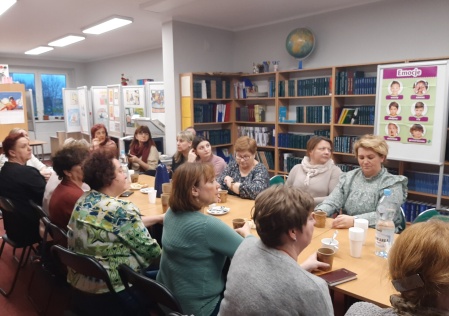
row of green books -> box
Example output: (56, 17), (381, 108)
(335, 70), (377, 95)
(256, 151), (274, 170)
(193, 79), (231, 99)
(196, 129), (231, 146)
(296, 105), (331, 124)
(278, 77), (331, 97)
(333, 135), (360, 153)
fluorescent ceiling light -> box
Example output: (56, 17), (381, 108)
(49, 35), (85, 47)
(25, 46), (54, 55)
(140, 0), (196, 13)
(0, 0), (16, 16)
(82, 16), (133, 35)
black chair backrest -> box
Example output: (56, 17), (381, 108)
(0, 196), (14, 214)
(118, 264), (183, 314)
(47, 222), (68, 248)
(51, 245), (116, 294)
(29, 199), (49, 219)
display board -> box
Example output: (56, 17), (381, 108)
(91, 86), (108, 125)
(0, 83), (27, 141)
(122, 85), (145, 135)
(107, 84), (123, 138)
(375, 60), (449, 165)
(145, 81), (165, 124)
(78, 86), (91, 134)
(63, 88), (81, 133)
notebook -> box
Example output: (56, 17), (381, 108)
(318, 268), (357, 286)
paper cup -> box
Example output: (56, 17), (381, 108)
(354, 218), (369, 245)
(162, 183), (172, 194)
(314, 211), (327, 228)
(232, 218), (246, 229)
(130, 172), (139, 183)
(349, 227), (364, 258)
(218, 189), (228, 203)
(317, 247), (335, 271)
(148, 189), (157, 204)
(161, 193), (170, 213)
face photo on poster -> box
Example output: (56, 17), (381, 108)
(151, 89), (165, 113)
(385, 101), (402, 120)
(388, 80), (403, 96)
(0, 92), (24, 124)
(385, 122), (400, 138)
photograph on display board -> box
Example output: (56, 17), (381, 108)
(125, 106), (145, 127)
(151, 89), (164, 113)
(126, 89), (141, 105)
(71, 92), (78, 105)
(68, 108), (80, 126)
(0, 91), (24, 124)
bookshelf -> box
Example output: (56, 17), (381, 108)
(180, 61), (449, 206)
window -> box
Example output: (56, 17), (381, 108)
(10, 69), (69, 119)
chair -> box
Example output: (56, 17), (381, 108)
(413, 208), (449, 224)
(118, 264), (183, 315)
(0, 196), (35, 297)
(29, 199), (49, 219)
(269, 175), (285, 186)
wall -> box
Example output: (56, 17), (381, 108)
(232, 0), (449, 71)
(84, 48), (163, 86)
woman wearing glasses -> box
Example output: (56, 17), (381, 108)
(128, 125), (159, 173)
(286, 136), (342, 206)
(217, 136), (269, 200)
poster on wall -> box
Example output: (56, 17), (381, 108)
(63, 88), (81, 133)
(0, 91), (24, 124)
(107, 85), (122, 138)
(375, 61), (449, 165)
(145, 82), (165, 124)
(91, 86), (108, 125)
(122, 85), (145, 135)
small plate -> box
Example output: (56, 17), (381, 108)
(207, 206), (230, 216)
(130, 183), (148, 190)
(140, 188), (153, 194)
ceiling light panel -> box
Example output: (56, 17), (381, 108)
(0, 0), (16, 16)
(82, 16), (133, 35)
(25, 46), (54, 55)
(49, 35), (85, 47)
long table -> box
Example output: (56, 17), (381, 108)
(124, 175), (397, 307)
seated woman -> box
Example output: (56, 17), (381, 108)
(0, 132), (46, 245)
(345, 219), (449, 315)
(128, 125), (159, 175)
(219, 185), (333, 315)
(157, 163), (252, 316)
(67, 150), (163, 310)
(217, 136), (269, 200)
(188, 136), (226, 177)
(286, 136), (342, 206)
(48, 141), (90, 230)
(315, 134), (407, 231)
(90, 123), (117, 154)
(0, 128), (52, 180)
(171, 130), (194, 173)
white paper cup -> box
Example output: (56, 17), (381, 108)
(148, 189), (157, 204)
(349, 227), (364, 258)
(354, 218), (369, 245)
(321, 238), (339, 253)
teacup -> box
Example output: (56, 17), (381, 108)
(321, 238), (339, 253)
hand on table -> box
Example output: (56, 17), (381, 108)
(235, 222), (251, 238)
(332, 214), (354, 229)
(300, 252), (330, 272)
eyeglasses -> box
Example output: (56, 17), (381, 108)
(235, 154), (252, 161)
(316, 147), (332, 152)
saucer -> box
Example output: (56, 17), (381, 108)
(207, 206), (230, 216)
(140, 188), (153, 194)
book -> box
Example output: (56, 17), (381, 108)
(319, 268), (357, 286)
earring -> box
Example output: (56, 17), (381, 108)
(292, 237), (297, 241)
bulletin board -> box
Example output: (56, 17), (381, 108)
(63, 88), (81, 133)
(122, 85), (145, 135)
(107, 84), (123, 138)
(91, 86), (108, 126)
(0, 83), (28, 141)
(375, 60), (449, 165)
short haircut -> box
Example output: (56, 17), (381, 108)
(52, 142), (90, 180)
(415, 102), (424, 109)
(252, 185), (314, 248)
(234, 136), (257, 154)
(90, 123), (108, 139)
(306, 136), (333, 156)
(353, 134), (388, 158)
(390, 80), (400, 87)
(2, 132), (26, 159)
(82, 150), (117, 190)
(192, 136), (210, 150)
(388, 123), (398, 129)
(169, 162), (216, 213)
(410, 124), (424, 133)
(389, 221), (449, 313)
(389, 102), (399, 109)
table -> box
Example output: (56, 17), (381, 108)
(125, 175), (397, 307)
(30, 140), (47, 161)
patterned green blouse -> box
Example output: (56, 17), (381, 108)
(67, 190), (161, 293)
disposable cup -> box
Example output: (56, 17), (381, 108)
(321, 238), (339, 253)
(232, 218), (246, 229)
(148, 189), (157, 204)
(354, 218), (369, 245)
(317, 247), (335, 271)
(161, 193), (170, 213)
(349, 227), (364, 258)
(314, 211), (327, 228)
(218, 190), (228, 203)
(162, 183), (172, 194)
(130, 172), (139, 183)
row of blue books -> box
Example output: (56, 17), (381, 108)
(333, 135), (360, 153)
(278, 77), (331, 97)
(296, 105), (332, 124)
(404, 171), (449, 196)
(196, 129), (231, 146)
(278, 133), (314, 149)
(193, 79), (231, 99)
(400, 200), (449, 223)
(335, 70), (377, 95)
(194, 102), (230, 123)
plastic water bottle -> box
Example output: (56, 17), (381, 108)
(375, 189), (396, 258)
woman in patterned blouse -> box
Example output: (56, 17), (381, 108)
(217, 136), (269, 200)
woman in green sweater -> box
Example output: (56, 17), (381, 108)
(157, 163), (251, 316)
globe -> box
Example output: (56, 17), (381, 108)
(285, 28), (315, 60)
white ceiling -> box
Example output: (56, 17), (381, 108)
(0, 0), (386, 63)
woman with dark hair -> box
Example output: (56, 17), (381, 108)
(217, 136), (269, 200)
(48, 141), (90, 230)
(286, 136), (342, 206)
(157, 163), (251, 316)
(67, 150), (163, 305)
(346, 220), (449, 316)
(219, 185), (333, 315)
(128, 125), (159, 173)
(0, 132), (46, 245)
(189, 136), (226, 177)
(90, 123), (117, 154)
